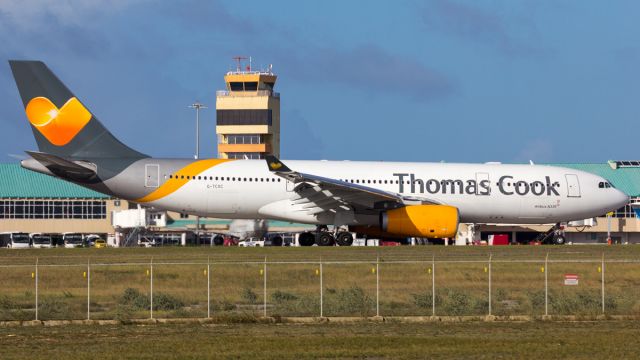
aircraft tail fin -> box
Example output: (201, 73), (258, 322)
(9, 60), (146, 160)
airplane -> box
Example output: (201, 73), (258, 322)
(8, 60), (630, 246)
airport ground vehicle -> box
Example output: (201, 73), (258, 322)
(30, 233), (53, 248)
(84, 234), (105, 247)
(94, 239), (107, 248)
(0, 232), (31, 248)
(238, 238), (265, 247)
(62, 232), (84, 248)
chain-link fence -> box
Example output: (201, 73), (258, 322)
(1, 254), (639, 321)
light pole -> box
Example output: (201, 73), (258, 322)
(189, 102), (207, 159)
(189, 102), (207, 241)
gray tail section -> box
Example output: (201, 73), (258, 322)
(9, 60), (147, 160)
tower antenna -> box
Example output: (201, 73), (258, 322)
(232, 56), (248, 72)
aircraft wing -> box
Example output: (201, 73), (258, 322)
(265, 156), (439, 215)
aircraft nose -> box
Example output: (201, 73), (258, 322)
(612, 189), (630, 210)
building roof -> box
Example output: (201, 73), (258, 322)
(548, 163), (640, 197)
(0, 163), (109, 199)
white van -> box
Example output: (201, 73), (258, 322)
(0, 232), (31, 249)
(30, 233), (53, 248)
(62, 232), (84, 248)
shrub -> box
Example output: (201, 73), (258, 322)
(442, 290), (471, 316)
(119, 288), (150, 310)
(39, 297), (72, 320)
(241, 288), (258, 304)
(0, 296), (31, 321)
(412, 292), (442, 309)
(153, 293), (184, 311)
(271, 290), (298, 303)
(325, 286), (374, 317)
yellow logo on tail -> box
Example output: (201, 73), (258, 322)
(25, 97), (91, 146)
(269, 162), (282, 170)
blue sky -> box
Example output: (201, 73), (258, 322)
(0, 0), (638, 163)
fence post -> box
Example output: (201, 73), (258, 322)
(601, 252), (605, 315)
(35, 257), (39, 321)
(150, 258), (154, 320)
(207, 256), (211, 319)
(545, 252), (549, 317)
(432, 255), (435, 317)
(376, 256), (380, 317)
(320, 259), (323, 318)
(87, 258), (91, 320)
(488, 253), (492, 316)
(263, 256), (267, 318)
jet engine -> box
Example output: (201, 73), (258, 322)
(380, 205), (459, 238)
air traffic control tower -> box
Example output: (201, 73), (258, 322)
(216, 57), (280, 159)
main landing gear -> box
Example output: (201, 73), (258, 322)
(535, 223), (566, 245)
(297, 226), (354, 246)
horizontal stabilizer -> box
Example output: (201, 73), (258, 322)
(24, 151), (98, 182)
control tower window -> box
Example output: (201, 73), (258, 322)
(227, 134), (263, 144)
(229, 82), (243, 91)
(260, 82), (275, 91)
(244, 82), (258, 91)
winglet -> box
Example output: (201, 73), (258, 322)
(265, 155), (291, 172)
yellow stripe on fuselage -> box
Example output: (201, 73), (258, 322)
(135, 159), (231, 203)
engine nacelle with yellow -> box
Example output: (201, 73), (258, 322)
(379, 205), (459, 238)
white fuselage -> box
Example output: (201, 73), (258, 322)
(138, 160), (629, 226)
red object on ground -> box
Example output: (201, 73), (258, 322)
(224, 237), (239, 246)
(380, 241), (401, 246)
(490, 234), (509, 246)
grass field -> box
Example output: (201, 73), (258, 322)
(1, 321), (640, 359)
(1, 245), (640, 320)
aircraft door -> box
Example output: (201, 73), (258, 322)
(145, 164), (159, 188)
(565, 174), (581, 197)
(286, 179), (296, 192)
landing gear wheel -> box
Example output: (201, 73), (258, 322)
(553, 234), (566, 245)
(316, 232), (335, 246)
(298, 232), (315, 246)
(213, 235), (224, 246)
(271, 236), (283, 247)
(335, 232), (353, 246)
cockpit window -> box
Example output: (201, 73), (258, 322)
(598, 181), (614, 189)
